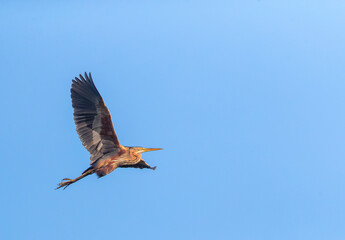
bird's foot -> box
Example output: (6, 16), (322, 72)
(151, 166), (157, 170)
(56, 178), (75, 190)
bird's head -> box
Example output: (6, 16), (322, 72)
(130, 147), (163, 154)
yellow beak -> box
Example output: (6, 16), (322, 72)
(141, 148), (163, 153)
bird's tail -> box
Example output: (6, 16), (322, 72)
(56, 168), (95, 190)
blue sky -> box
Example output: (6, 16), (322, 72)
(1, 1), (345, 239)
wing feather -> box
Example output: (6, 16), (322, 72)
(71, 72), (120, 164)
(119, 159), (156, 170)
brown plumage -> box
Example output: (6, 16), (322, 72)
(57, 72), (162, 189)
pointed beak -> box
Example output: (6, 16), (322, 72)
(141, 148), (163, 153)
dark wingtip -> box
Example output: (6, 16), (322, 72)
(152, 166), (157, 170)
(88, 72), (93, 83)
(80, 72), (93, 83)
(79, 74), (86, 81)
(83, 72), (89, 82)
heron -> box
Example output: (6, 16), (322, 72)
(57, 72), (162, 189)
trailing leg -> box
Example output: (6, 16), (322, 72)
(57, 168), (95, 190)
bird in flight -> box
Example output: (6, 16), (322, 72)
(57, 72), (162, 189)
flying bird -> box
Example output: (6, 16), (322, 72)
(57, 72), (162, 189)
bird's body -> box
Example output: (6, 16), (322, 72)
(92, 146), (158, 177)
(57, 73), (161, 189)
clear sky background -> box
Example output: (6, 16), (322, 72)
(1, 1), (345, 239)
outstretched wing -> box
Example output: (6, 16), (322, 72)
(119, 159), (156, 170)
(71, 72), (121, 164)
